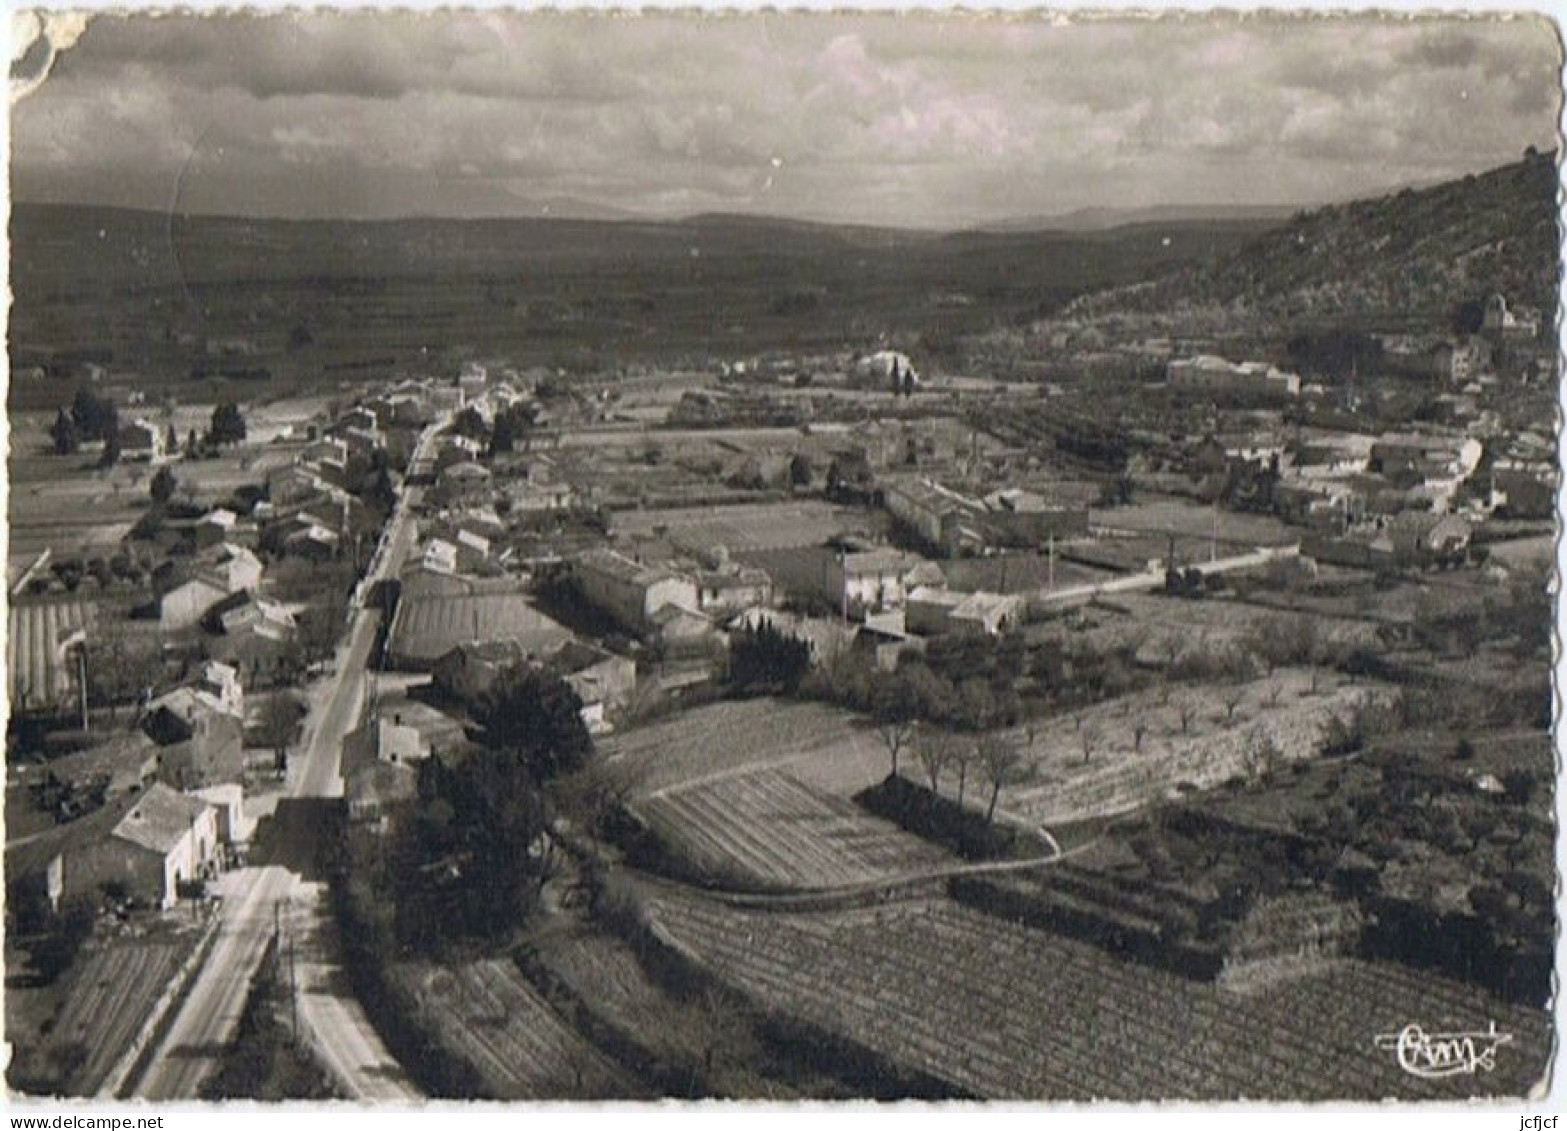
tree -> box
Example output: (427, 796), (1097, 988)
(149, 466), (179, 504)
(209, 402), (247, 446)
(50, 408), (80, 455)
(788, 453), (813, 492)
(1221, 686), (1245, 722)
(71, 386), (116, 442)
(977, 733), (1026, 823)
(949, 736), (976, 805)
(728, 619), (811, 693)
(473, 664), (592, 781)
(1175, 698), (1197, 735)
(1079, 723), (1100, 764)
(256, 692), (301, 772)
(98, 418), (121, 468)
(915, 732), (953, 792)
(389, 746), (550, 948)
(871, 670), (920, 777)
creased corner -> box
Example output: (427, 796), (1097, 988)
(11, 10), (92, 106)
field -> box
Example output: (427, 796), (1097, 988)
(612, 500), (874, 553)
(939, 554), (1111, 595)
(636, 767), (949, 889)
(604, 698), (891, 799)
(643, 890), (1551, 1100)
(393, 958), (635, 1099)
(1104, 592), (1382, 658)
(27, 931), (202, 1096)
(992, 669), (1382, 826)
(1094, 495), (1300, 548)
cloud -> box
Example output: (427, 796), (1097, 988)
(13, 12), (1562, 227)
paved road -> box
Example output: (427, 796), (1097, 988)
(126, 426), (438, 1102)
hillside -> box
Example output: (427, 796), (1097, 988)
(7, 202), (1275, 400)
(1066, 150), (1560, 330)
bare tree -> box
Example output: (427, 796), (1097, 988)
(1221, 686), (1246, 722)
(950, 737), (977, 806)
(1133, 720), (1148, 752)
(1079, 723), (1100, 764)
(915, 731), (953, 793)
(1175, 698), (1197, 735)
(877, 718), (917, 780)
(977, 734), (1026, 824)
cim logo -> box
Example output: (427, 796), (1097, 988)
(1374, 1022), (1513, 1080)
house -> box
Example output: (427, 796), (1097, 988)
(549, 641), (637, 728)
(37, 731), (161, 811)
(159, 576), (230, 633)
(884, 478), (983, 554)
(117, 417), (167, 463)
(1383, 513), (1472, 567)
(190, 782), (245, 849)
(142, 686), (246, 790)
(151, 660), (244, 719)
(905, 587), (1023, 637)
(267, 464), (331, 506)
(66, 784), (219, 909)
(695, 565), (774, 618)
(455, 528), (491, 569)
(458, 363), (489, 404)
(1482, 293), (1540, 344)
(507, 479), (575, 513)
(194, 508), (239, 550)
(300, 437), (350, 466)
(211, 591), (297, 643)
(852, 350), (920, 391)
(1167, 355), (1301, 400)
(435, 460), (493, 507)
(342, 715), (430, 776)
(282, 523), (340, 561)
(570, 549), (701, 635)
(821, 547), (923, 618)
(423, 538), (460, 576)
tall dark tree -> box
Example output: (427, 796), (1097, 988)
(473, 664), (592, 781)
(149, 466), (179, 504)
(71, 386), (116, 441)
(50, 408), (80, 455)
(728, 619), (811, 693)
(209, 402), (247, 446)
(389, 747), (550, 948)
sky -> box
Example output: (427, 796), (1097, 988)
(10, 11), (1563, 228)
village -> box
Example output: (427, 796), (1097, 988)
(3, 258), (1556, 1098)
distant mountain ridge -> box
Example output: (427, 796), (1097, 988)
(1067, 150), (1561, 327)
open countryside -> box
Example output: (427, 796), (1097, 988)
(6, 12), (1558, 1105)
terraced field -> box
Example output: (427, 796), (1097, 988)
(604, 698), (889, 799)
(395, 959), (636, 1100)
(990, 670), (1383, 826)
(637, 767), (949, 889)
(643, 891), (1552, 1100)
(47, 935), (197, 1095)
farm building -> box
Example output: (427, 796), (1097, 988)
(1167, 355), (1301, 400)
(36, 731), (161, 811)
(1490, 459), (1556, 518)
(190, 782), (245, 849)
(569, 549), (700, 636)
(434, 638), (636, 730)
(141, 686), (246, 791)
(695, 565), (774, 618)
(818, 547), (925, 619)
(8, 597), (94, 716)
(66, 784), (220, 909)
(209, 591), (297, 643)
(435, 460), (494, 507)
(852, 350), (920, 391)
(387, 588), (573, 671)
(342, 716), (430, 776)
(117, 417), (168, 463)
(905, 587), (1024, 637)
(159, 544), (264, 632)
